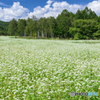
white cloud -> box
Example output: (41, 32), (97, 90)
(0, 2), (9, 6)
(0, 7), (3, 18)
(0, 2), (29, 21)
(28, 0), (53, 19)
(87, 0), (100, 15)
(44, 1), (83, 18)
(47, 0), (53, 5)
(28, 0), (84, 19)
(0, 0), (100, 22)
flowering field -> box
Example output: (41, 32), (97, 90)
(0, 36), (100, 100)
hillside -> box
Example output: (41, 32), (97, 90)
(0, 20), (9, 35)
(0, 20), (9, 28)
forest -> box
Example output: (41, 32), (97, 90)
(1, 7), (100, 39)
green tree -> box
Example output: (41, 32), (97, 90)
(32, 15), (38, 38)
(74, 33), (82, 40)
(25, 25), (30, 37)
(69, 19), (98, 39)
(26, 18), (34, 37)
(97, 16), (100, 24)
(8, 18), (17, 38)
(43, 18), (48, 38)
(93, 24), (100, 39)
(56, 9), (70, 38)
(37, 20), (41, 38)
(17, 19), (26, 37)
(76, 7), (98, 19)
(75, 9), (83, 19)
(39, 18), (45, 38)
(53, 19), (58, 38)
(69, 27), (81, 39)
(0, 21), (9, 36)
(49, 16), (55, 38)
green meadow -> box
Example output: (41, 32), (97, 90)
(0, 36), (100, 100)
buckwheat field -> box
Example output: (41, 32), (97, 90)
(0, 36), (100, 100)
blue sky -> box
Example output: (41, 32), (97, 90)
(0, 0), (100, 21)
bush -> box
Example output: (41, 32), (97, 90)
(74, 33), (82, 40)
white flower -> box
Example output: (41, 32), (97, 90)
(22, 90), (27, 92)
(37, 92), (42, 94)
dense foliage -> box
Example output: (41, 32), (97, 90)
(0, 21), (9, 35)
(1, 7), (100, 39)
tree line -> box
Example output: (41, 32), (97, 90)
(2, 7), (100, 39)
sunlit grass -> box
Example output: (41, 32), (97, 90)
(0, 36), (100, 100)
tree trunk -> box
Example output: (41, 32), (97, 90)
(42, 30), (44, 38)
(51, 32), (52, 38)
(35, 31), (36, 39)
(51, 29), (53, 38)
(24, 31), (26, 38)
(38, 30), (39, 38)
(45, 30), (47, 38)
(30, 31), (32, 38)
(45, 31), (47, 38)
(52, 32), (54, 38)
(15, 32), (16, 38)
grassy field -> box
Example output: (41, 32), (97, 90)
(0, 36), (100, 100)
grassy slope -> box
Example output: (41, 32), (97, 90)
(0, 36), (100, 100)
(0, 21), (9, 28)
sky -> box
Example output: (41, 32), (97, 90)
(0, 0), (100, 22)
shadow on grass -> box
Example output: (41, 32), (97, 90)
(71, 41), (100, 44)
(8, 36), (100, 43)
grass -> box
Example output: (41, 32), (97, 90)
(0, 36), (100, 100)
